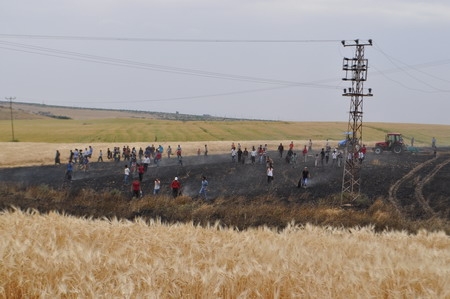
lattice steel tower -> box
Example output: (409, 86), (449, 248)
(341, 39), (373, 202)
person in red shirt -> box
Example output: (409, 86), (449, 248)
(155, 150), (162, 167)
(171, 177), (181, 198)
(361, 144), (367, 155)
(289, 141), (294, 151)
(137, 163), (145, 182)
(131, 179), (141, 199)
(302, 145), (308, 162)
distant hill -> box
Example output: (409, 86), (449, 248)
(0, 101), (254, 121)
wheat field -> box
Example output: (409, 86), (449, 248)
(1, 209), (449, 298)
(1, 116), (450, 298)
(1, 118), (449, 167)
(0, 140), (316, 167)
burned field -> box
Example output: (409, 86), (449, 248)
(0, 148), (449, 226)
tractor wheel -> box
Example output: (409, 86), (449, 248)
(393, 145), (402, 154)
(374, 147), (382, 155)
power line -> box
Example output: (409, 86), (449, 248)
(372, 43), (450, 93)
(16, 85), (310, 106)
(0, 40), (338, 89)
(0, 34), (341, 43)
(0, 39), (344, 106)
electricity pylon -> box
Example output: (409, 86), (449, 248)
(341, 39), (373, 202)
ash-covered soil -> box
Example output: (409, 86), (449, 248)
(1, 147), (449, 221)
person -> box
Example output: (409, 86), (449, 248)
(167, 145), (172, 159)
(73, 149), (79, 164)
(302, 145), (308, 163)
(197, 148), (201, 156)
(308, 139), (313, 152)
(267, 165), (274, 183)
(258, 145), (264, 164)
(87, 145), (93, 158)
(171, 177), (181, 198)
(289, 141), (294, 151)
(199, 176), (208, 200)
(358, 150), (364, 164)
(153, 178), (161, 195)
(65, 161), (73, 181)
(124, 165), (130, 184)
(138, 163), (145, 182)
(143, 155), (150, 172)
(320, 148), (325, 166)
(250, 146), (257, 164)
(138, 147), (144, 161)
(176, 145), (183, 166)
(157, 145), (164, 154)
(242, 147), (248, 164)
(290, 152), (298, 168)
(113, 148), (120, 162)
(411, 137), (415, 147)
(69, 150), (74, 163)
(266, 156), (273, 168)
(432, 137), (436, 149)
(237, 147), (243, 163)
(55, 150), (61, 165)
(130, 156), (137, 174)
(360, 145), (367, 163)
(97, 149), (103, 162)
(155, 150), (162, 167)
(286, 148), (293, 164)
(82, 155), (89, 172)
(337, 151), (343, 167)
(231, 147), (237, 163)
(204, 144), (208, 156)
(278, 143), (284, 158)
(131, 179), (142, 199)
(298, 167), (310, 188)
(331, 149), (338, 167)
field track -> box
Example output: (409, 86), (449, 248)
(388, 154), (450, 218)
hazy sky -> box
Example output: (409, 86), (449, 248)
(1, 0), (450, 124)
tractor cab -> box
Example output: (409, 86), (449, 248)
(386, 133), (403, 146)
(374, 133), (405, 154)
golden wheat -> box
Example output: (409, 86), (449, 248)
(0, 140), (326, 167)
(0, 209), (449, 298)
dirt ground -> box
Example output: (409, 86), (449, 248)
(1, 145), (449, 222)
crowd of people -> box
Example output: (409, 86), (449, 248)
(61, 143), (208, 199)
(59, 139), (374, 200)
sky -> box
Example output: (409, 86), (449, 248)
(1, 0), (450, 124)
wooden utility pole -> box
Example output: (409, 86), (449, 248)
(6, 97), (16, 141)
(340, 39), (373, 202)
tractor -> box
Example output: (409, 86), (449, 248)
(373, 133), (406, 154)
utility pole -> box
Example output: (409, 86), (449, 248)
(6, 97), (16, 141)
(341, 39), (373, 203)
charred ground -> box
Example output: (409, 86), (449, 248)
(1, 146), (449, 227)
